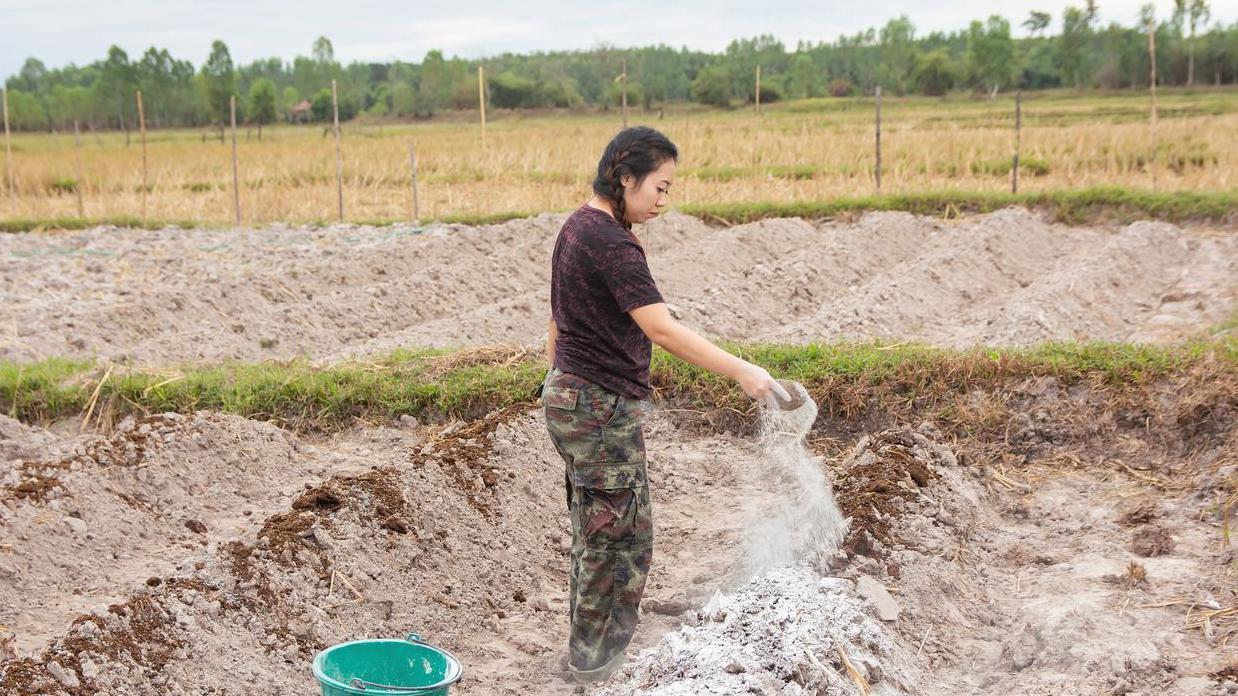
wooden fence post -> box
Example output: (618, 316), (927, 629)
(756, 65), (762, 115)
(623, 58), (630, 129)
(874, 86), (882, 192)
(136, 89), (148, 220)
(2, 88), (12, 201)
(73, 120), (85, 217)
(1147, 21), (1159, 191)
(1012, 90), (1022, 194)
(409, 143), (420, 225)
(230, 95), (241, 226)
(478, 66), (487, 144)
(332, 79), (344, 221)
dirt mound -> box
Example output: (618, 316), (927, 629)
(0, 411), (418, 654)
(3, 372), (1232, 695)
(2, 209), (1233, 368)
(0, 406), (783, 694)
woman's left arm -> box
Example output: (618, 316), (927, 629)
(546, 318), (558, 365)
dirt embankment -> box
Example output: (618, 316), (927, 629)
(1, 366), (1233, 695)
(1, 208), (1233, 368)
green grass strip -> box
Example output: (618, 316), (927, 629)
(2, 338), (1234, 431)
(4, 186), (1234, 233)
(680, 186), (1238, 226)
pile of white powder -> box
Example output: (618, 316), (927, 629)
(597, 384), (916, 695)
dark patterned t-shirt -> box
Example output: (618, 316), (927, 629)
(551, 204), (664, 399)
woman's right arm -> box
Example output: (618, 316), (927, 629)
(629, 303), (787, 406)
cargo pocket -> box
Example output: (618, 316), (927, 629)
(543, 385), (580, 444)
(570, 461), (653, 549)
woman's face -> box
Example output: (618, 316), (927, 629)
(621, 159), (676, 224)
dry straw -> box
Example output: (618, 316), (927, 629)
(2, 92), (1232, 224)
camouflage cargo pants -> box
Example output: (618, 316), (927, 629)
(541, 368), (653, 672)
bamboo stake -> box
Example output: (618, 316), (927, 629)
(1012, 89), (1022, 194)
(621, 57), (629, 129)
(874, 86), (882, 192)
(2, 88), (12, 201)
(477, 66), (487, 144)
(230, 95), (241, 226)
(755, 65), (762, 115)
(408, 142), (420, 225)
(136, 90), (148, 221)
(332, 79), (343, 221)
(1147, 21), (1159, 191)
(72, 120), (85, 217)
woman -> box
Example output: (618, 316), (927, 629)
(542, 125), (789, 683)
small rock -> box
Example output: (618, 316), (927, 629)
(79, 658), (99, 681)
(855, 575), (900, 621)
(64, 516), (88, 535)
(856, 656), (883, 684)
(77, 621), (99, 638)
(382, 516), (410, 534)
(46, 661), (80, 688)
(481, 469), (499, 487)
(184, 519), (208, 534)
(643, 598), (691, 616)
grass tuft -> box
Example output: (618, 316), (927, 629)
(2, 338), (1233, 432)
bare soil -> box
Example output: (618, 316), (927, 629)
(1, 210), (1235, 695)
(1, 209), (1233, 367)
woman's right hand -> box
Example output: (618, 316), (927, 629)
(736, 363), (791, 409)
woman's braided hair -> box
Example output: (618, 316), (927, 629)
(592, 126), (678, 232)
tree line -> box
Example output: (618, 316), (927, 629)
(1, 2), (1234, 132)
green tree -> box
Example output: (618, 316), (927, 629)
(280, 86), (300, 121)
(96, 45), (135, 131)
(311, 87), (332, 121)
(786, 53), (819, 98)
(390, 82), (415, 116)
(48, 84), (93, 129)
(201, 40), (236, 132)
(312, 36), (334, 64)
(416, 50), (452, 115)
(488, 71), (537, 108)
(877, 16), (918, 95)
(248, 77), (276, 138)
(690, 63), (732, 106)
(968, 15), (1015, 96)
(309, 87), (356, 122)
(1023, 11), (1052, 36)
(1059, 6), (1092, 88)
(3, 89), (49, 130)
(913, 49), (955, 95)
(1187, 0), (1211, 84)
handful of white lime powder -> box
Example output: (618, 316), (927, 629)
(740, 379), (848, 576)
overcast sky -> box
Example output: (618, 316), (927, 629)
(4, 0), (1236, 79)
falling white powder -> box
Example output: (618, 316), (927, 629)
(740, 381), (848, 577)
(595, 385), (919, 695)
